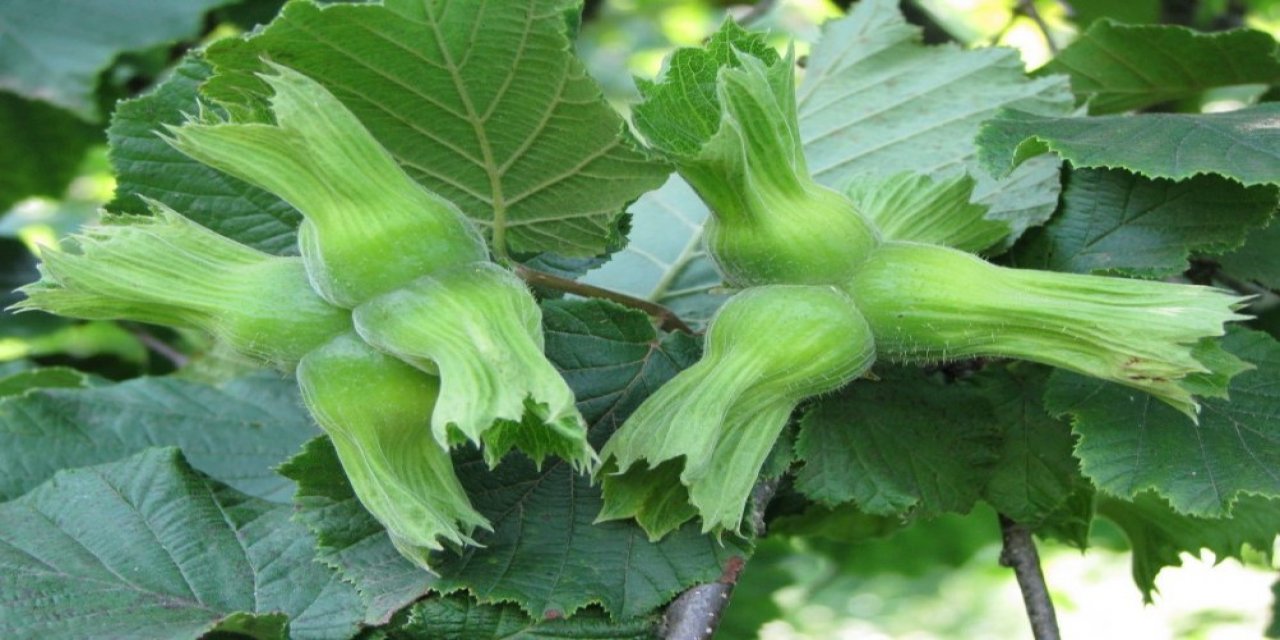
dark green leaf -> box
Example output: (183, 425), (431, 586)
(1042, 21), (1280, 114)
(203, 0), (668, 258)
(1011, 168), (1277, 277)
(382, 597), (655, 639)
(794, 367), (1003, 517)
(107, 56), (301, 254)
(1218, 216), (1280, 289)
(0, 448), (362, 640)
(1098, 492), (1280, 600)
(433, 299), (742, 619)
(0, 92), (99, 211)
(978, 104), (1280, 187)
(0, 372), (317, 502)
(1045, 327), (1280, 516)
(798, 0), (1074, 241)
(277, 438), (436, 627)
(976, 364), (1091, 541)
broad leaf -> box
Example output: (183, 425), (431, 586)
(580, 175), (729, 327)
(0, 448), (363, 640)
(1045, 327), (1280, 516)
(0, 372), (317, 503)
(0, 92), (99, 211)
(278, 438), (436, 627)
(1011, 168), (1277, 277)
(108, 56), (301, 255)
(794, 366), (1003, 517)
(1218, 217), (1280, 290)
(202, 0), (668, 258)
(1041, 21), (1280, 114)
(381, 597), (656, 639)
(0, 0), (231, 120)
(978, 104), (1280, 187)
(1098, 493), (1280, 600)
(797, 0), (1074, 240)
(974, 364), (1093, 546)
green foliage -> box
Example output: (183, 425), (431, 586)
(0, 372), (316, 503)
(1045, 328), (1280, 516)
(978, 104), (1280, 187)
(1042, 21), (1280, 114)
(5, 0), (1280, 637)
(1011, 168), (1277, 277)
(0, 448), (363, 640)
(794, 366), (1002, 516)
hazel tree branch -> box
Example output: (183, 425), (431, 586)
(999, 514), (1061, 640)
(514, 265), (695, 334)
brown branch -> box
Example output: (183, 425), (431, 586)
(514, 265), (694, 334)
(999, 514), (1061, 640)
(126, 324), (189, 368)
(661, 556), (746, 640)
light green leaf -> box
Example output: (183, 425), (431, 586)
(202, 0), (668, 258)
(846, 172), (1009, 253)
(277, 438), (437, 627)
(0, 372), (317, 503)
(580, 175), (729, 328)
(0, 0), (233, 120)
(1045, 327), (1280, 516)
(108, 55), (301, 255)
(0, 92), (99, 211)
(384, 597), (656, 639)
(978, 104), (1280, 187)
(1041, 21), (1280, 114)
(798, 0), (1074, 240)
(1010, 168), (1278, 277)
(0, 448), (363, 640)
(794, 366), (1003, 517)
(1098, 493), (1280, 600)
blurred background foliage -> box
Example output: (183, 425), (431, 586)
(1, 0), (1277, 638)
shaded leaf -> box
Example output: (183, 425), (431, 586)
(974, 363), (1094, 547)
(203, 0), (668, 258)
(107, 55), (301, 255)
(798, 0), (1074, 241)
(794, 366), (1002, 517)
(382, 597), (655, 639)
(1041, 21), (1280, 114)
(0, 372), (317, 503)
(0, 0), (231, 120)
(1218, 216), (1280, 289)
(1044, 327), (1280, 516)
(1011, 168), (1277, 277)
(0, 366), (98, 398)
(978, 104), (1280, 187)
(1098, 492), (1280, 600)
(0, 448), (362, 640)
(0, 92), (99, 211)
(846, 172), (1009, 253)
